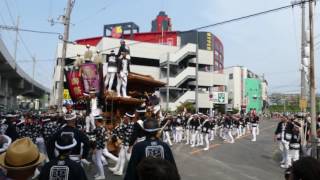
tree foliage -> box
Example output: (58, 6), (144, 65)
(176, 102), (195, 113)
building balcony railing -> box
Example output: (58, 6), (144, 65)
(160, 43), (196, 66)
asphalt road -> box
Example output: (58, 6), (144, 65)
(86, 118), (284, 180)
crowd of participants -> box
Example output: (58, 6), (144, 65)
(159, 108), (261, 150)
(0, 106), (262, 180)
(273, 112), (320, 169)
(0, 106), (320, 180)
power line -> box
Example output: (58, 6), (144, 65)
(188, 0), (312, 31)
(67, 0), (311, 59)
(0, 25), (60, 35)
(18, 33), (33, 59)
(18, 59), (55, 63)
(13, 0), (20, 16)
(0, 13), (14, 40)
(73, 0), (114, 25)
(4, 0), (15, 25)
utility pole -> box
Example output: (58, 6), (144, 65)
(195, 31), (199, 113)
(14, 16), (19, 62)
(209, 87), (213, 117)
(57, 0), (73, 113)
(283, 98), (286, 113)
(308, 0), (317, 158)
(166, 52), (170, 111)
(300, 1), (307, 112)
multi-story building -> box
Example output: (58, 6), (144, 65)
(51, 12), (227, 112)
(223, 66), (267, 113)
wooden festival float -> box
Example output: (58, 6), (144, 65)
(64, 61), (165, 123)
(103, 72), (166, 126)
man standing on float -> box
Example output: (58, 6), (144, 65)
(103, 50), (117, 91)
(116, 40), (130, 97)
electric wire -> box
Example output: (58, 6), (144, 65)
(18, 33), (33, 59)
(66, 0), (313, 59)
(187, 0), (313, 31)
(73, 0), (114, 25)
(0, 12), (15, 43)
(0, 26), (61, 35)
(4, 0), (15, 25)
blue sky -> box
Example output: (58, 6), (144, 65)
(0, 0), (319, 93)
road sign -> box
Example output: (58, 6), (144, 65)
(211, 92), (228, 104)
(63, 89), (71, 100)
(63, 89), (73, 105)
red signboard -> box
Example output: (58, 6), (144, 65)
(65, 69), (85, 101)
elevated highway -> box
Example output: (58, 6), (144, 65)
(0, 38), (50, 110)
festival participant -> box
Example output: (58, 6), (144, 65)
(0, 138), (46, 180)
(90, 115), (106, 180)
(238, 115), (245, 137)
(218, 115), (225, 139)
(184, 113), (192, 145)
(84, 44), (93, 62)
(117, 39), (130, 57)
(125, 108), (147, 160)
(85, 88), (100, 132)
(48, 113), (90, 164)
(171, 116), (178, 144)
(116, 50), (131, 97)
(42, 116), (59, 161)
(128, 109), (146, 152)
(137, 157), (180, 180)
(289, 157), (320, 180)
(0, 134), (11, 154)
(251, 114), (259, 142)
(201, 116), (211, 150)
(190, 114), (198, 147)
(74, 54), (84, 67)
(0, 134), (11, 178)
(209, 117), (216, 141)
(287, 121), (301, 167)
(161, 115), (173, 146)
(224, 114), (234, 143)
(104, 50), (117, 91)
(124, 112), (135, 160)
(245, 112), (252, 133)
(39, 134), (88, 180)
(124, 118), (177, 180)
(274, 115), (294, 168)
(4, 114), (19, 141)
(175, 114), (183, 143)
(197, 114), (205, 146)
(93, 50), (103, 65)
(16, 117), (26, 138)
(109, 113), (133, 176)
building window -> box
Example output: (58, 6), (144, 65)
(229, 73), (233, 80)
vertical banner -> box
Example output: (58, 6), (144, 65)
(65, 69), (85, 101)
(80, 63), (101, 94)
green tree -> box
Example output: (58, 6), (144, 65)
(176, 102), (195, 114)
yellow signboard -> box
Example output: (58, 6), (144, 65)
(299, 99), (307, 110)
(63, 89), (71, 100)
(206, 32), (212, 51)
